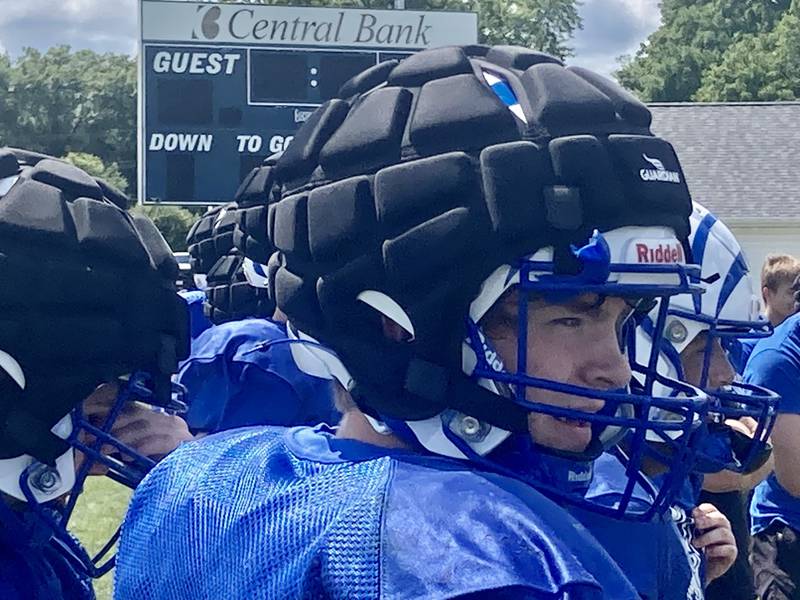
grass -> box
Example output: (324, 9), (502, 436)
(68, 477), (132, 600)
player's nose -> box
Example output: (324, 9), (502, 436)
(706, 345), (735, 390)
(582, 331), (632, 392)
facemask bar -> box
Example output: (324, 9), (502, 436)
(11, 372), (187, 579)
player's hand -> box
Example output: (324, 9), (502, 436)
(691, 503), (737, 583)
(78, 383), (194, 475)
(724, 416), (758, 438)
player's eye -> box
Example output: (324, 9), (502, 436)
(552, 317), (582, 328)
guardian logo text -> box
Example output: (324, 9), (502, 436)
(639, 153), (681, 184)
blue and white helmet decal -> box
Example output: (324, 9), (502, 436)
(635, 203), (770, 377)
(483, 70), (527, 124)
(242, 257), (270, 289)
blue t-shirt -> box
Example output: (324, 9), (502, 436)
(115, 426), (640, 599)
(746, 312), (800, 534)
(570, 453), (704, 600)
(177, 318), (339, 433)
(0, 504), (95, 600)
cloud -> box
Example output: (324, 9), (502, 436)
(0, 0), (138, 57)
(0, 0), (662, 79)
(570, 0), (662, 78)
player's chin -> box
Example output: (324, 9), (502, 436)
(529, 413), (593, 454)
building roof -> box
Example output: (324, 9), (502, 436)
(649, 102), (800, 222)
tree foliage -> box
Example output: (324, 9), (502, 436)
(0, 2), (580, 246)
(2, 46), (137, 192)
(63, 152), (128, 192)
(617, 0), (792, 101)
(133, 204), (198, 252)
(695, 5), (800, 101)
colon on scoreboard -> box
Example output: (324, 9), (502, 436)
(246, 48), (410, 106)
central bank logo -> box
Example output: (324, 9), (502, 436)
(192, 5), (221, 40)
(639, 153), (681, 184)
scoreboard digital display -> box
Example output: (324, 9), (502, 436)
(139, 1), (477, 204)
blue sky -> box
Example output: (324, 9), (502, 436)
(0, 0), (661, 77)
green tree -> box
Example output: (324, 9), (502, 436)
(695, 4), (800, 101)
(616, 0), (791, 101)
(63, 151), (128, 192)
(219, 0), (582, 58)
(133, 204), (198, 252)
(2, 47), (137, 194)
(416, 0), (581, 57)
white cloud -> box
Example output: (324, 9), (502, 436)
(570, 0), (662, 78)
(0, 0), (662, 80)
(0, 0), (138, 56)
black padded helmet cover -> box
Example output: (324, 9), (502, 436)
(191, 198), (276, 325)
(269, 46), (694, 428)
(0, 148), (189, 464)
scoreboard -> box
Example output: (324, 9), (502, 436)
(139, 1), (478, 204)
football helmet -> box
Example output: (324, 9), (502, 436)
(267, 46), (709, 519)
(634, 203), (777, 474)
(0, 148), (189, 576)
(186, 201), (273, 324)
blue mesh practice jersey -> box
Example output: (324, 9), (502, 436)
(115, 426), (640, 599)
(177, 318), (339, 433)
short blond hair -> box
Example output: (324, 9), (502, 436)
(761, 254), (800, 291)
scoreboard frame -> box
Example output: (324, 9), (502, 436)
(138, 0), (478, 205)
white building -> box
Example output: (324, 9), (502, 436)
(650, 102), (800, 277)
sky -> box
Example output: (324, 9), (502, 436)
(0, 0), (662, 77)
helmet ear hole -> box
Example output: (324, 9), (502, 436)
(0, 349), (25, 390)
(357, 290), (415, 341)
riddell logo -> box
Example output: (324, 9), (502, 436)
(636, 243), (685, 264)
(639, 154), (681, 184)
(192, 5), (221, 40)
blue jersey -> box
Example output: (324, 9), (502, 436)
(571, 453), (705, 600)
(178, 289), (212, 340)
(115, 426), (640, 599)
(177, 318), (339, 433)
(0, 504), (94, 600)
(745, 312), (800, 534)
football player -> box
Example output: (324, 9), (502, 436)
(585, 203), (774, 598)
(176, 159), (339, 434)
(0, 148), (190, 597)
(115, 45), (710, 599)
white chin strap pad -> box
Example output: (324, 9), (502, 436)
(0, 414), (76, 503)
